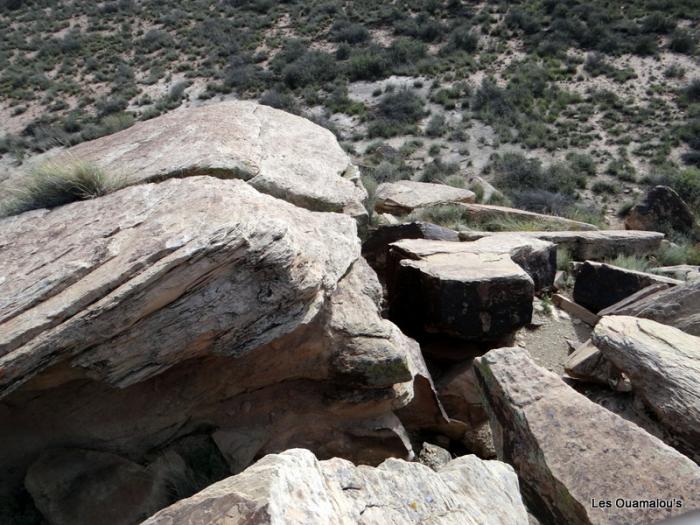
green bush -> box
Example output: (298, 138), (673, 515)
(669, 29), (696, 54)
(2, 159), (124, 216)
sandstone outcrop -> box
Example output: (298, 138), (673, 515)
(386, 235), (555, 342)
(142, 448), (529, 525)
(474, 346), (700, 525)
(43, 101), (368, 221)
(573, 261), (682, 313)
(374, 180), (475, 215)
(625, 185), (697, 238)
(592, 316), (700, 460)
(0, 177), (439, 518)
(459, 230), (664, 260)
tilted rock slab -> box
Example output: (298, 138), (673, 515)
(573, 261), (682, 313)
(601, 279), (700, 336)
(0, 177), (442, 514)
(458, 230), (664, 261)
(374, 180), (475, 215)
(625, 185), (697, 238)
(474, 346), (700, 525)
(592, 316), (700, 460)
(446, 202), (598, 231)
(386, 235), (555, 341)
(46, 100), (368, 221)
(141, 448), (529, 525)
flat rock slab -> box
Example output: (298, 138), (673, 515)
(374, 180), (475, 215)
(142, 448), (529, 525)
(474, 346), (700, 525)
(449, 203), (598, 231)
(592, 316), (700, 460)
(458, 231), (664, 261)
(386, 235), (556, 341)
(44, 100), (367, 220)
(573, 261), (682, 313)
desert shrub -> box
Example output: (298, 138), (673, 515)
(328, 21), (370, 44)
(442, 25), (479, 53)
(641, 13), (675, 34)
(388, 38), (427, 67)
(368, 89), (425, 137)
(606, 254), (650, 272)
(556, 247), (572, 271)
(282, 51), (337, 89)
(682, 79), (700, 104)
(591, 179), (619, 194)
(490, 153), (583, 199)
(566, 152), (596, 177)
(421, 157), (459, 182)
(656, 239), (700, 266)
(669, 29), (696, 54)
(2, 160), (123, 216)
(606, 158), (636, 182)
(425, 114), (446, 137)
(140, 29), (174, 54)
(259, 89), (297, 112)
(345, 47), (390, 81)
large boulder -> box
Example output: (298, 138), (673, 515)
(624, 186), (697, 238)
(474, 346), (700, 525)
(459, 230), (665, 261)
(374, 180), (475, 216)
(592, 316), (700, 460)
(142, 448), (529, 525)
(602, 279), (700, 336)
(38, 101), (368, 221)
(386, 235), (555, 342)
(573, 261), (682, 313)
(0, 177), (438, 519)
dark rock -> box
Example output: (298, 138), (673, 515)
(625, 186), (697, 238)
(573, 261), (682, 313)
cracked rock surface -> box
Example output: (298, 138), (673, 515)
(141, 448), (529, 525)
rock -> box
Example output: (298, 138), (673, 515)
(467, 176), (504, 204)
(436, 360), (487, 426)
(564, 339), (623, 388)
(374, 180), (475, 215)
(624, 186), (697, 237)
(446, 203), (598, 231)
(43, 100), (368, 221)
(592, 316), (700, 460)
(25, 448), (167, 525)
(142, 448), (529, 525)
(573, 261), (682, 313)
(650, 264), (700, 282)
(474, 346), (700, 525)
(362, 221), (459, 278)
(458, 231), (665, 261)
(0, 178), (435, 513)
(417, 442), (452, 471)
(599, 280), (700, 336)
(551, 294), (600, 326)
(387, 241), (533, 342)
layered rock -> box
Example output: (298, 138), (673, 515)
(445, 202), (598, 231)
(142, 448), (529, 525)
(592, 316), (700, 459)
(0, 177), (438, 519)
(362, 221), (459, 278)
(386, 235), (555, 342)
(459, 230), (664, 261)
(564, 339), (624, 388)
(474, 346), (700, 525)
(40, 100), (368, 221)
(573, 261), (682, 313)
(374, 180), (475, 215)
(624, 185), (697, 238)
(602, 279), (700, 336)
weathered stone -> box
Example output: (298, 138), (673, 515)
(474, 346), (700, 525)
(25, 448), (167, 525)
(564, 339), (623, 387)
(0, 178), (435, 515)
(592, 316), (700, 460)
(458, 230), (665, 261)
(650, 264), (700, 282)
(385, 235), (555, 342)
(625, 186), (697, 238)
(467, 176), (504, 204)
(362, 221), (459, 277)
(388, 241), (534, 342)
(374, 180), (475, 215)
(436, 360), (487, 426)
(142, 448), (529, 525)
(598, 280), (700, 336)
(447, 203), (598, 231)
(552, 294), (600, 326)
(42, 101), (368, 221)
(573, 261), (682, 313)
(417, 442), (452, 471)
